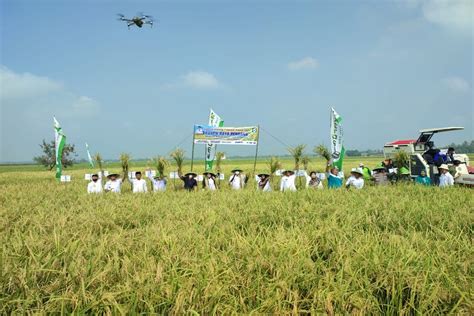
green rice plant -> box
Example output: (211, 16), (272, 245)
(215, 152), (225, 174)
(288, 144), (306, 171)
(268, 156), (281, 188)
(170, 148), (185, 175)
(393, 150), (410, 170)
(302, 155), (311, 171)
(120, 153), (131, 180)
(93, 152), (104, 175)
(314, 144), (331, 163)
(154, 156), (169, 177)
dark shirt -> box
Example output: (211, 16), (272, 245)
(181, 177), (197, 191)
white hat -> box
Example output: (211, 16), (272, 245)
(351, 168), (363, 175)
(438, 164), (449, 170)
(359, 163), (364, 167)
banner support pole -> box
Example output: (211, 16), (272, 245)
(253, 125), (260, 174)
(191, 126), (196, 172)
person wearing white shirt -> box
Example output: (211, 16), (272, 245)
(104, 174), (122, 193)
(304, 171), (323, 189)
(438, 164), (454, 187)
(345, 168), (364, 189)
(229, 169), (246, 190)
(280, 170), (297, 192)
(132, 171), (148, 193)
(203, 172), (218, 191)
(256, 174), (272, 192)
(148, 173), (167, 192)
(87, 174), (103, 193)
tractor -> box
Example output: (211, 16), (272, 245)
(383, 127), (474, 186)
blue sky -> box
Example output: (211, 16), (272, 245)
(1, 0), (472, 162)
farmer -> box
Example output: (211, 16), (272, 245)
(372, 165), (389, 186)
(398, 167), (411, 182)
(453, 160), (468, 180)
(148, 172), (167, 192)
(359, 163), (372, 181)
(203, 172), (218, 191)
(180, 172), (198, 191)
(256, 173), (272, 192)
(132, 171), (148, 193)
(327, 166), (343, 189)
(87, 173), (103, 193)
(229, 169), (246, 190)
(438, 164), (454, 187)
(415, 170), (431, 186)
(304, 170), (323, 189)
(104, 173), (122, 193)
(446, 147), (456, 163)
(280, 170), (297, 192)
(345, 168), (364, 189)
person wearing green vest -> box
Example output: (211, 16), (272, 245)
(415, 170), (431, 186)
(398, 166), (411, 182)
(359, 163), (372, 181)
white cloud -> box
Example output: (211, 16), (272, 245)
(422, 0), (473, 32)
(288, 57), (319, 70)
(442, 76), (470, 93)
(182, 71), (220, 89)
(0, 66), (62, 99)
(70, 96), (100, 117)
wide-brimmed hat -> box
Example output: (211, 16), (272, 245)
(107, 173), (120, 179)
(231, 168), (243, 173)
(438, 164), (449, 171)
(359, 163), (365, 167)
(258, 173), (270, 177)
(373, 164), (386, 171)
(184, 172), (197, 177)
(350, 168), (363, 175)
(203, 172), (216, 177)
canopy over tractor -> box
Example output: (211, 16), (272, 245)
(383, 127), (473, 186)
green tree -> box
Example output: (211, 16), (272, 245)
(33, 139), (76, 170)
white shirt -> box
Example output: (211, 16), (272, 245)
(345, 176), (364, 189)
(87, 181), (103, 193)
(304, 172), (323, 189)
(229, 174), (244, 190)
(132, 178), (148, 193)
(104, 179), (122, 193)
(255, 175), (272, 192)
(280, 174), (297, 192)
(439, 172), (454, 187)
(149, 177), (167, 192)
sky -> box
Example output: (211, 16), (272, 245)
(0, 0), (473, 162)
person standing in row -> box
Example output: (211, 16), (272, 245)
(229, 169), (246, 190)
(280, 170), (297, 192)
(104, 173), (122, 193)
(415, 170), (431, 186)
(87, 173), (103, 193)
(304, 171), (323, 189)
(372, 165), (389, 186)
(256, 173), (272, 192)
(327, 166), (343, 189)
(438, 164), (454, 187)
(180, 172), (198, 191)
(359, 163), (372, 182)
(148, 172), (167, 192)
(345, 168), (364, 189)
(132, 171), (148, 193)
(203, 172), (218, 191)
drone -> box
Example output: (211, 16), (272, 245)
(117, 13), (154, 29)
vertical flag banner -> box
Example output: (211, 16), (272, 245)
(330, 107), (345, 170)
(205, 109), (224, 171)
(53, 117), (66, 180)
(86, 143), (94, 168)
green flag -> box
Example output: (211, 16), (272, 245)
(205, 109), (224, 171)
(86, 143), (94, 168)
(330, 107), (345, 171)
(53, 117), (66, 180)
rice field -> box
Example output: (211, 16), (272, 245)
(1, 157), (473, 314)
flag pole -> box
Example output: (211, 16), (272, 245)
(253, 125), (260, 174)
(191, 125), (196, 172)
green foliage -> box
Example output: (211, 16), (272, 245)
(33, 139), (77, 170)
(268, 156), (281, 176)
(93, 153), (103, 173)
(444, 140), (474, 154)
(301, 155), (311, 170)
(393, 150), (409, 171)
(170, 149), (185, 175)
(154, 156), (169, 177)
(314, 144), (331, 163)
(288, 144), (306, 170)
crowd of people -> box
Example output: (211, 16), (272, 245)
(86, 159), (458, 194)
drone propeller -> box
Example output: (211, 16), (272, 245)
(117, 13), (126, 21)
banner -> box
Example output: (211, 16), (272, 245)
(54, 117), (66, 180)
(85, 143), (94, 168)
(194, 125), (259, 145)
(205, 109), (224, 171)
(330, 108), (345, 170)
